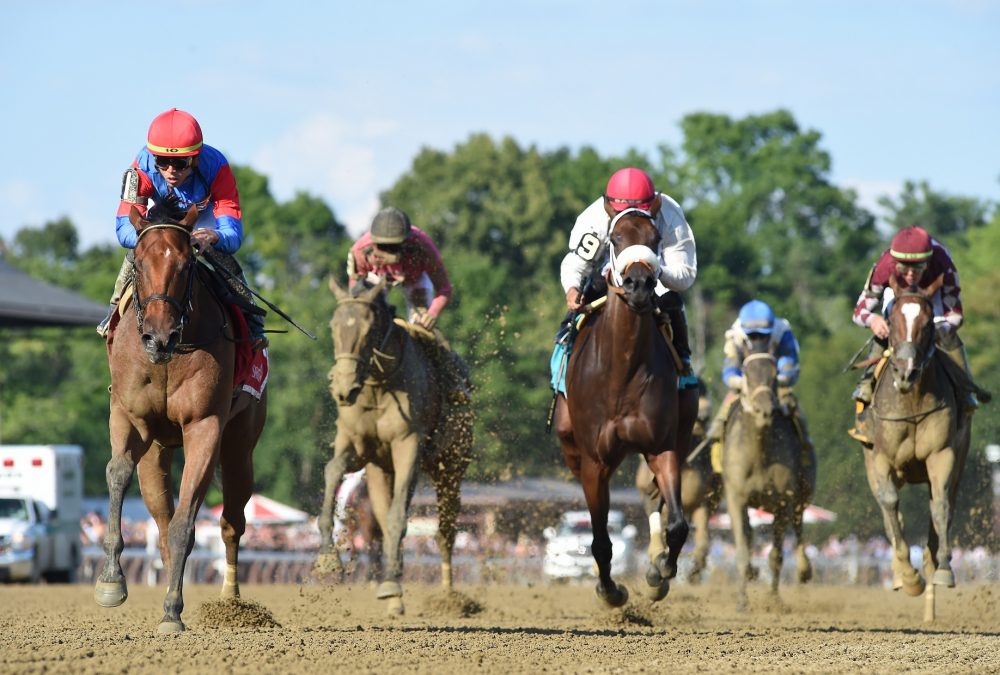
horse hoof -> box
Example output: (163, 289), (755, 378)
(654, 553), (677, 580)
(157, 618), (185, 634)
(376, 581), (403, 599)
(932, 569), (956, 587)
(94, 581), (128, 608)
(386, 597), (405, 616)
(902, 576), (926, 597)
(220, 581), (240, 600)
(798, 566), (813, 584)
(596, 582), (629, 608)
(644, 577), (670, 602)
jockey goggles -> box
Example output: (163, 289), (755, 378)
(894, 261), (928, 276)
(154, 155), (194, 171)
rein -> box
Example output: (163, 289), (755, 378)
(333, 298), (406, 384)
(131, 223), (228, 349)
(133, 224), (197, 335)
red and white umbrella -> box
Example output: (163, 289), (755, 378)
(709, 504), (836, 529)
(207, 493), (309, 525)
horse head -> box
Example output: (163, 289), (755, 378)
(887, 273), (944, 394)
(328, 275), (390, 406)
(128, 200), (199, 364)
(603, 202), (662, 312)
(740, 336), (779, 430)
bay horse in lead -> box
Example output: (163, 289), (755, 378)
(95, 201), (267, 633)
(554, 204), (697, 606)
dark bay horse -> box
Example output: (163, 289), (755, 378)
(636, 384), (721, 585)
(95, 203), (267, 633)
(316, 277), (473, 615)
(721, 338), (815, 611)
(864, 274), (971, 621)
(554, 204), (698, 606)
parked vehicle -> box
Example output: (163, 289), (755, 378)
(542, 509), (637, 579)
(0, 445), (83, 583)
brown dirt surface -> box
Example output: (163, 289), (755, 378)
(1, 580), (998, 674)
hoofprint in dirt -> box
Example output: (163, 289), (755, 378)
(0, 581), (997, 674)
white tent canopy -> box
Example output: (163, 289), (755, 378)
(709, 504), (837, 529)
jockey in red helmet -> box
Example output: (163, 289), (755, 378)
(553, 167), (699, 392)
(849, 226), (987, 444)
(99, 108), (268, 350)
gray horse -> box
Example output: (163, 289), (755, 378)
(721, 340), (816, 611)
(315, 277), (473, 615)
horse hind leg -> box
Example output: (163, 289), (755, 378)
(217, 434), (256, 601)
(867, 455), (924, 596)
(688, 504), (709, 584)
(136, 443), (176, 586)
(925, 449), (958, 588)
(314, 434), (353, 578)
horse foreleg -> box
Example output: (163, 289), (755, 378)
(648, 450), (689, 580)
(95, 416), (147, 609)
(316, 433), (353, 568)
(689, 503), (709, 583)
(376, 435), (420, 614)
(793, 503), (812, 584)
(925, 448), (957, 588)
(554, 395), (583, 479)
(724, 485), (752, 611)
(136, 443), (175, 585)
(864, 447), (923, 595)
(580, 458), (627, 608)
(769, 510), (789, 596)
(158, 420), (222, 633)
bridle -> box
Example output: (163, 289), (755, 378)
(887, 291), (937, 385)
(333, 295), (403, 385)
(606, 208), (659, 289)
(132, 223), (196, 335)
(741, 351), (778, 413)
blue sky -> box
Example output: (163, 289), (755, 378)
(2, 1), (998, 249)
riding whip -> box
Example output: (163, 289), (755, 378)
(196, 249), (317, 340)
(841, 336), (874, 374)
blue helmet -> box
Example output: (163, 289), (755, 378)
(738, 300), (775, 335)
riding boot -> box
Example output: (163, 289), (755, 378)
(705, 391), (738, 474)
(939, 340), (984, 409)
(211, 252), (269, 351)
(849, 340), (884, 444)
(97, 252), (134, 337)
(657, 291), (696, 385)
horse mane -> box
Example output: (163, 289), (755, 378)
(145, 191), (192, 226)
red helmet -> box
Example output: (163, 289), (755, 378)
(146, 108), (203, 157)
(889, 226), (933, 262)
(604, 168), (656, 212)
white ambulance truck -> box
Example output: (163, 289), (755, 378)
(0, 445), (84, 583)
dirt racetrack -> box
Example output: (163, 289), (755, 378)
(1, 578), (998, 674)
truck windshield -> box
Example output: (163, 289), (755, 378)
(0, 498), (29, 520)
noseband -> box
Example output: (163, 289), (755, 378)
(132, 223), (196, 334)
(741, 352), (778, 412)
(333, 296), (402, 384)
(606, 208), (659, 288)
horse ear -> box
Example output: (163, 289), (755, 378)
(648, 195), (662, 216)
(129, 205), (149, 232)
(887, 272), (902, 296)
(179, 204), (199, 229)
(922, 273), (945, 298)
(329, 274), (348, 301)
(363, 278), (387, 303)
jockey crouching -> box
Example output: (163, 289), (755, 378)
(703, 300), (815, 469)
(98, 108), (268, 351)
(551, 167), (700, 397)
(848, 226), (990, 445)
(348, 207), (471, 406)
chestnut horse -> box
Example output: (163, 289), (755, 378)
(863, 274), (971, 621)
(95, 202), (267, 633)
(316, 278), (473, 615)
(554, 205), (697, 606)
(721, 337), (815, 611)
